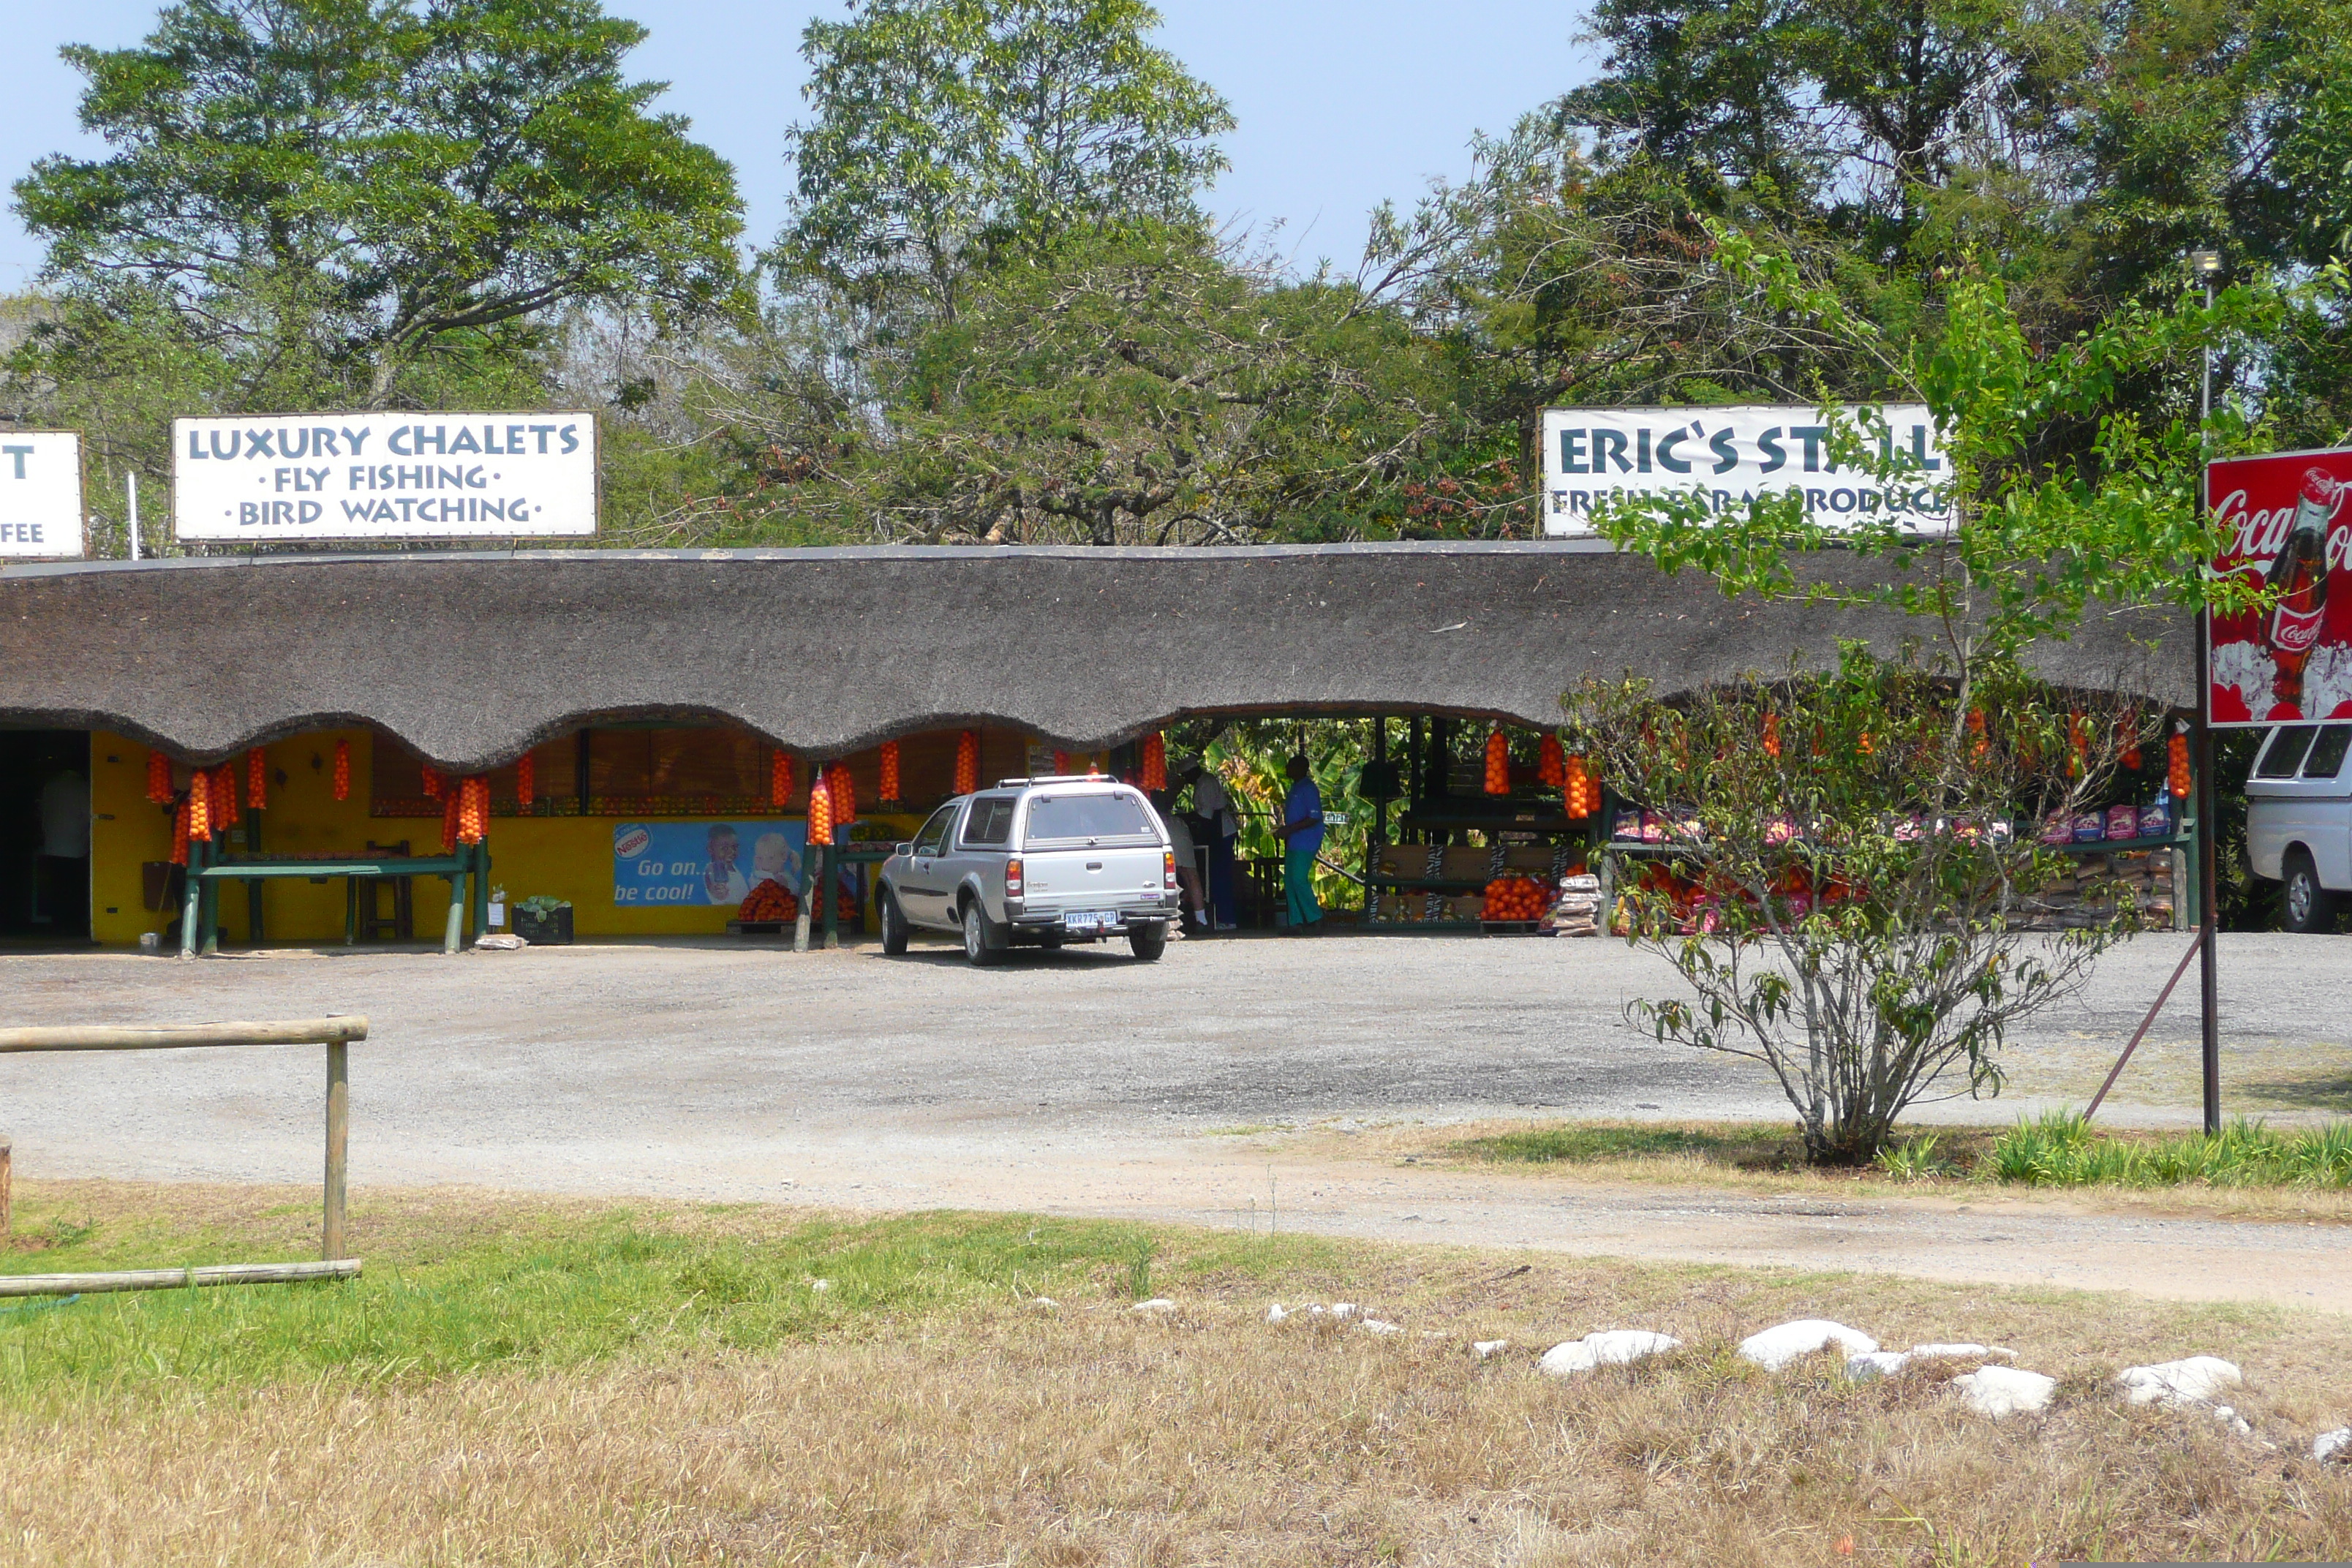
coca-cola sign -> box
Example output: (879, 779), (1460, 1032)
(2207, 448), (2352, 724)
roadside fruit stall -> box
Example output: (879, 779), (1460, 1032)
(1361, 717), (1604, 935)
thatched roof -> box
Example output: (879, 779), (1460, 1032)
(0, 543), (2190, 770)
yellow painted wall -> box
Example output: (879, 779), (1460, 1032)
(90, 728), (916, 947)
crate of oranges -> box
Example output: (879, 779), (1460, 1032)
(1480, 875), (1548, 930)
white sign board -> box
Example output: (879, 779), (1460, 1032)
(1540, 404), (1950, 538)
(0, 431), (84, 558)
(173, 412), (597, 540)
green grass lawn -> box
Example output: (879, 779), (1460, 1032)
(0, 1184), (1346, 1398)
(1450, 1114), (2352, 1190)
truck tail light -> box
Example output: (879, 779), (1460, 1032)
(1006, 857), (1024, 897)
(1164, 851), (1177, 890)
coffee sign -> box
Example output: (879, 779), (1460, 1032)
(0, 431), (84, 558)
(173, 412), (597, 540)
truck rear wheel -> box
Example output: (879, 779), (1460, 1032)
(963, 899), (1006, 965)
(2283, 848), (2339, 934)
(1128, 921), (1167, 961)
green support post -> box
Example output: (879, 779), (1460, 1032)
(244, 804), (265, 946)
(821, 843), (841, 949)
(443, 859), (467, 954)
(470, 840), (491, 938)
(178, 837), (206, 960)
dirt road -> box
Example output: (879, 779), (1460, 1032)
(2, 932), (2348, 1308)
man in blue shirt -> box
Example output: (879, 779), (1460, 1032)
(1282, 754), (1324, 931)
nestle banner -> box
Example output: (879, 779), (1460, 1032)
(1539, 404), (1950, 538)
(0, 431), (83, 558)
(2206, 448), (2352, 725)
(173, 412), (597, 540)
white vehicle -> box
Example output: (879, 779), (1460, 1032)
(874, 776), (1181, 965)
(2245, 722), (2352, 933)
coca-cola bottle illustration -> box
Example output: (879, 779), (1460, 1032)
(2269, 467), (2338, 709)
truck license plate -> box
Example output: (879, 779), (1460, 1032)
(1063, 911), (1117, 931)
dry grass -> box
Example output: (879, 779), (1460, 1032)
(3, 1180), (2352, 1565)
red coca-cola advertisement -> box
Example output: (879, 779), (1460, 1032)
(2206, 448), (2352, 725)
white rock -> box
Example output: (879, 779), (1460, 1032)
(2117, 1357), (2242, 1409)
(1847, 1343), (2014, 1381)
(1330, 1303), (1356, 1319)
(1538, 1330), (1681, 1378)
(1266, 1303), (1287, 1323)
(2313, 1428), (2351, 1464)
(1131, 1297), (1177, 1314)
(1738, 1319), (1879, 1372)
(1846, 1351), (1910, 1381)
(1360, 1319), (1402, 1335)
(1472, 1339), (1511, 1360)
(1950, 1365), (2057, 1418)
(2211, 1405), (2254, 1436)
(809, 1279), (831, 1293)
(1029, 1297), (1059, 1311)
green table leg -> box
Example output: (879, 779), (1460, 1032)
(178, 840), (205, 960)
(821, 844), (840, 949)
(444, 866), (466, 954)
(470, 842), (491, 937)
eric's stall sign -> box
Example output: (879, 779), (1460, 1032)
(0, 431), (83, 558)
(1540, 404), (1950, 538)
(173, 412), (597, 540)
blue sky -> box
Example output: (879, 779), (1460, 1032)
(0, 0), (1598, 289)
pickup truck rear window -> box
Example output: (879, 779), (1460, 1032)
(1025, 792), (1155, 843)
(962, 796), (1017, 845)
(2257, 726), (2317, 779)
(2304, 725), (2352, 780)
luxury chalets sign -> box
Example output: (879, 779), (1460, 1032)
(1540, 404), (1951, 538)
(0, 431), (84, 558)
(173, 412), (598, 540)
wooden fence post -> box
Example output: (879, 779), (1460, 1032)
(323, 1041), (348, 1260)
(1, 1136), (11, 1239)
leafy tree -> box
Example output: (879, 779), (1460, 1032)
(776, 0), (1232, 323)
(14, 0), (744, 407)
(1571, 651), (2160, 1164)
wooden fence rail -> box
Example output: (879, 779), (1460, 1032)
(0, 1015), (366, 1285)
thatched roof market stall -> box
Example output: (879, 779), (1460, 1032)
(0, 541), (2189, 769)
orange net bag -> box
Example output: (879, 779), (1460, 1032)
(770, 749), (794, 808)
(170, 798), (192, 864)
(878, 742), (900, 802)
(807, 772), (834, 846)
(248, 747), (268, 810)
(188, 769), (213, 843)
(333, 739), (351, 801)
(517, 752), (535, 809)
(1537, 734), (1566, 787)
(1484, 728), (1510, 795)
(146, 750), (173, 804)
(829, 762), (856, 826)
(1140, 733), (1168, 791)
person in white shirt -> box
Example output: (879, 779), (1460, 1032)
(1187, 764), (1240, 930)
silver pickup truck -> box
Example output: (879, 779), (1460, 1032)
(875, 776), (1180, 965)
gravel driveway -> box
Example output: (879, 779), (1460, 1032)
(2, 930), (2347, 1307)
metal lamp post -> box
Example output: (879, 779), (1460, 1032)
(2187, 246), (2225, 1136)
